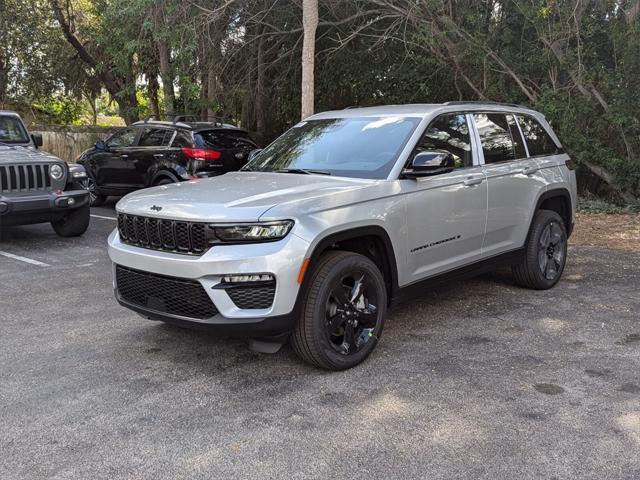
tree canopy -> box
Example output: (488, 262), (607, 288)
(0, 0), (638, 203)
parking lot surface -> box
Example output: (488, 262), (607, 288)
(1, 203), (639, 479)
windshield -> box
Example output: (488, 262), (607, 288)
(244, 116), (421, 179)
(0, 116), (29, 144)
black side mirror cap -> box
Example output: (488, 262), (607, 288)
(31, 133), (43, 148)
(402, 151), (455, 178)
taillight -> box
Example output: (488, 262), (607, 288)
(181, 147), (221, 161)
(565, 159), (575, 170)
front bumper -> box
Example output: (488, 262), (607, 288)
(108, 229), (311, 335)
(0, 189), (89, 226)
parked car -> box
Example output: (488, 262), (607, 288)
(108, 102), (576, 370)
(77, 117), (258, 206)
(0, 111), (90, 236)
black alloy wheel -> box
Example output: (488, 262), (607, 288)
(292, 251), (387, 370)
(512, 209), (568, 289)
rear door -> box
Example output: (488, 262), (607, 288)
(194, 129), (257, 174)
(134, 127), (175, 185)
(403, 113), (488, 282)
(474, 112), (547, 256)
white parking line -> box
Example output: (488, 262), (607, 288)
(91, 214), (117, 221)
(0, 250), (51, 267)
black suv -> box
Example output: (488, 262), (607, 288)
(77, 118), (258, 206)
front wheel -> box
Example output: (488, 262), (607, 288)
(51, 204), (90, 237)
(512, 209), (568, 290)
(291, 251), (387, 370)
(82, 176), (107, 207)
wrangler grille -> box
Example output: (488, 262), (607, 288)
(0, 164), (51, 192)
(117, 213), (209, 255)
(115, 265), (217, 319)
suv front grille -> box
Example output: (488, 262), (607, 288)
(115, 265), (217, 319)
(117, 213), (209, 255)
(0, 164), (51, 192)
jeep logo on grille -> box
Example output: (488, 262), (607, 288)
(150, 205), (162, 212)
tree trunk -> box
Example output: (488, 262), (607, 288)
(301, 0), (318, 119)
(255, 31), (266, 142)
(153, 6), (175, 117)
(147, 74), (161, 120)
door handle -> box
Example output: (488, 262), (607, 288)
(120, 154), (129, 159)
(153, 154), (164, 158)
(463, 176), (484, 186)
(517, 166), (538, 175)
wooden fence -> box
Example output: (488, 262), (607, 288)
(31, 125), (120, 163)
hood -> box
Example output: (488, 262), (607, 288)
(116, 171), (384, 222)
(0, 145), (63, 164)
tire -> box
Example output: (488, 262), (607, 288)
(512, 209), (568, 290)
(291, 251), (387, 370)
(82, 176), (107, 207)
(51, 204), (90, 237)
(155, 178), (174, 186)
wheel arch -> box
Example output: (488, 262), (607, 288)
(149, 169), (180, 186)
(534, 188), (574, 237)
(302, 226), (400, 304)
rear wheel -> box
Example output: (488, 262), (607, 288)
(82, 176), (107, 207)
(154, 177), (174, 186)
(292, 251), (387, 370)
(512, 209), (568, 290)
(51, 204), (90, 237)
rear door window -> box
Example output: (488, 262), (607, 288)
(138, 128), (173, 147)
(196, 130), (255, 149)
(517, 115), (560, 156)
(473, 113), (517, 164)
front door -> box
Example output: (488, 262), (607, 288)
(403, 113), (488, 283)
(94, 127), (139, 189)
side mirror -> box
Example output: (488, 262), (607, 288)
(248, 149), (262, 162)
(95, 139), (107, 151)
(402, 151), (455, 178)
(31, 133), (43, 148)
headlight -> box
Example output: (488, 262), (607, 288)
(50, 164), (64, 181)
(209, 221), (294, 243)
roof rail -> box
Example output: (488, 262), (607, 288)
(172, 114), (226, 127)
(444, 100), (527, 109)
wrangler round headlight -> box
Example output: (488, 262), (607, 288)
(209, 221), (294, 243)
(50, 164), (64, 181)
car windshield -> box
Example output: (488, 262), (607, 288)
(0, 116), (29, 144)
(244, 116), (421, 179)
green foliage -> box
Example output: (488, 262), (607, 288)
(35, 96), (85, 125)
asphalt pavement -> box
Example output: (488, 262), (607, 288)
(1, 201), (639, 479)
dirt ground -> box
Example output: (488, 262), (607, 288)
(571, 213), (640, 252)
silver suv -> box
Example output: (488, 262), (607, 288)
(108, 103), (576, 370)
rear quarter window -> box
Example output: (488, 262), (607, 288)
(517, 115), (561, 157)
(196, 130), (255, 149)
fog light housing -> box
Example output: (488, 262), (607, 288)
(222, 274), (274, 284)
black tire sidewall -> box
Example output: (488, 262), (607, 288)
(526, 210), (568, 288)
(303, 253), (387, 370)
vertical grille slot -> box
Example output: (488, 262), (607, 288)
(117, 213), (209, 256)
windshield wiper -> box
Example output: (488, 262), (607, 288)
(273, 168), (331, 176)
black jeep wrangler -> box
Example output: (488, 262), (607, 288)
(0, 111), (90, 236)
